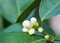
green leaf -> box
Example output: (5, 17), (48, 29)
(25, 7), (39, 20)
(16, 0), (40, 23)
(0, 23), (40, 43)
(3, 23), (22, 33)
(0, 0), (34, 23)
(41, 22), (55, 37)
(55, 35), (60, 40)
(32, 39), (46, 43)
(25, 8), (37, 20)
(17, 7), (37, 23)
(39, 0), (60, 21)
(0, 15), (4, 32)
(0, 32), (40, 43)
(54, 41), (60, 43)
(0, 3), (2, 13)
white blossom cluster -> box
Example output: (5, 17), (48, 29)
(22, 17), (53, 41)
(22, 17), (43, 35)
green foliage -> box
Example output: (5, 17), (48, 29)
(39, 0), (60, 21)
(0, 23), (41, 43)
(3, 23), (22, 33)
(32, 39), (46, 43)
(0, 15), (3, 32)
(0, 0), (60, 43)
(41, 22), (55, 37)
(54, 41), (60, 43)
(0, 32), (40, 43)
(0, 0), (34, 23)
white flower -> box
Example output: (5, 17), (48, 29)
(45, 35), (50, 39)
(30, 17), (38, 26)
(30, 17), (37, 23)
(28, 29), (35, 35)
(22, 20), (33, 28)
(38, 27), (43, 32)
(22, 28), (29, 32)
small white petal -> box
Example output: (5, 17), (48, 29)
(30, 17), (37, 23)
(45, 35), (50, 39)
(28, 29), (35, 35)
(30, 17), (39, 26)
(38, 27), (43, 32)
(22, 28), (28, 32)
(22, 20), (33, 28)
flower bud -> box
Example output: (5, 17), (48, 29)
(30, 17), (39, 26)
(30, 17), (37, 23)
(45, 35), (50, 40)
(22, 28), (29, 32)
(38, 27), (43, 32)
(22, 20), (33, 28)
(28, 29), (35, 35)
